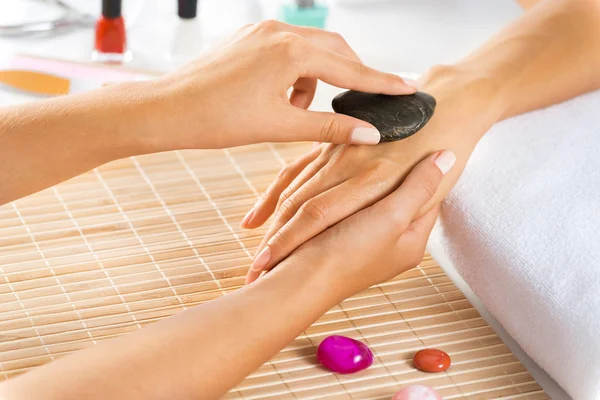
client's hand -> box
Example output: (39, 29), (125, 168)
(148, 20), (416, 150)
(244, 68), (504, 283)
(263, 150), (455, 296)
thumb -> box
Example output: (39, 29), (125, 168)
(281, 107), (381, 145)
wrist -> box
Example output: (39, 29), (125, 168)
(421, 64), (510, 132)
(267, 251), (351, 306)
(88, 79), (192, 158)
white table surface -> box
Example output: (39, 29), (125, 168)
(0, 0), (522, 75)
(0, 1), (569, 398)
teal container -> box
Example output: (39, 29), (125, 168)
(280, 2), (329, 29)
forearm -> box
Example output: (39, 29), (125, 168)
(458, 0), (600, 120)
(0, 81), (163, 205)
(0, 255), (340, 400)
(407, 0), (600, 209)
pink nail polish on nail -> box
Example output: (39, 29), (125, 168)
(350, 127), (380, 145)
(251, 246), (272, 272)
(240, 208), (255, 227)
(402, 77), (420, 90)
(434, 150), (456, 175)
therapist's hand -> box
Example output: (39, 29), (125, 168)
(259, 150), (455, 294)
(148, 20), (416, 150)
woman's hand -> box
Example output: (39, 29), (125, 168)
(243, 67), (506, 284)
(262, 149), (455, 295)
(0, 152), (452, 400)
(147, 20), (416, 150)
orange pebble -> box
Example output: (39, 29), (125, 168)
(412, 348), (451, 373)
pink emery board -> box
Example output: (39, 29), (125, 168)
(0, 54), (154, 96)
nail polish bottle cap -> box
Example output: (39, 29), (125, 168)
(178, 0), (198, 19)
(296, 0), (315, 7)
(102, 0), (122, 19)
(280, 1), (328, 29)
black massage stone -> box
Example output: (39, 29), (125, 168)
(332, 91), (436, 142)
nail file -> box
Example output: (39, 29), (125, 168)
(0, 69), (100, 96)
(0, 54), (154, 97)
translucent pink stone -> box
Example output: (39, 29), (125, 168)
(316, 335), (374, 374)
(392, 385), (442, 400)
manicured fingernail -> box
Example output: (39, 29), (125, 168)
(251, 246), (271, 272)
(402, 77), (420, 90)
(434, 150), (456, 175)
(240, 208), (255, 227)
(350, 127), (381, 145)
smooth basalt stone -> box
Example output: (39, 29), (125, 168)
(392, 385), (443, 400)
(317, 335), (373, 374)
(412, 348), (451, 373)
(332, 90), (436, 142)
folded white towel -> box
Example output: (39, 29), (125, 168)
(428, 89), (600, 400)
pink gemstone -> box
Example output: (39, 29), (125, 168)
(316, 335), (374, 374)
(392, 385), (442, 400)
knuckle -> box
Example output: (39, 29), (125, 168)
(371, 161), (393, 180)
(279, 196), (302, 221)
(277, 32), (302, 48)
(319, 116), (341, 143)
(330, 31), (347, 46)
(390, 209), (411, 230)
(300, 199), (328, 222)
(354, 60), (367, 77)
(257, 19), (281, 32)
(330, 32), (354, 56)
(270, 32), (306, 63)
(276, 166), (292, 182)
(270, 228), (290, 249)
(332, 31), (345, 42)
(236, 23), (254, 35)
(418, 173), (439, 199)
(279, 186), (295, 205)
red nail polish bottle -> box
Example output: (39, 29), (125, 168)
(93, 0), (130, 63)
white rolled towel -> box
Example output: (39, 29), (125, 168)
(428, 89), (600, 400)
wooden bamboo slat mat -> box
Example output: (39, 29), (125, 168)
(0, 141), (548, 399)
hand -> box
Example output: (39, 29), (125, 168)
(263, 150), (454, 296)
(148, 20), (416, 150)
(243, 67), (504, 284)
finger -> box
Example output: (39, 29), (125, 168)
(255, 173), (391, 276)
(248, 170), (351, 285)
(300, 45), (417, 95)
(290, 78), (317, 109)
(371, 207), (439, 278)
(250, 149), (329, 231)
(281, 106), (382, 145)
(256, 20), (362, 62)
(241, 147), (321, 229)
(370, 150), (455, 233)
(394, 207), (440, 268)
(282, 25), (362, 62)
(407, 205), (440, 236)
(251, 151), (336, 253)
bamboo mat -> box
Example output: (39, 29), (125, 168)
(0, 142), (548, 399)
